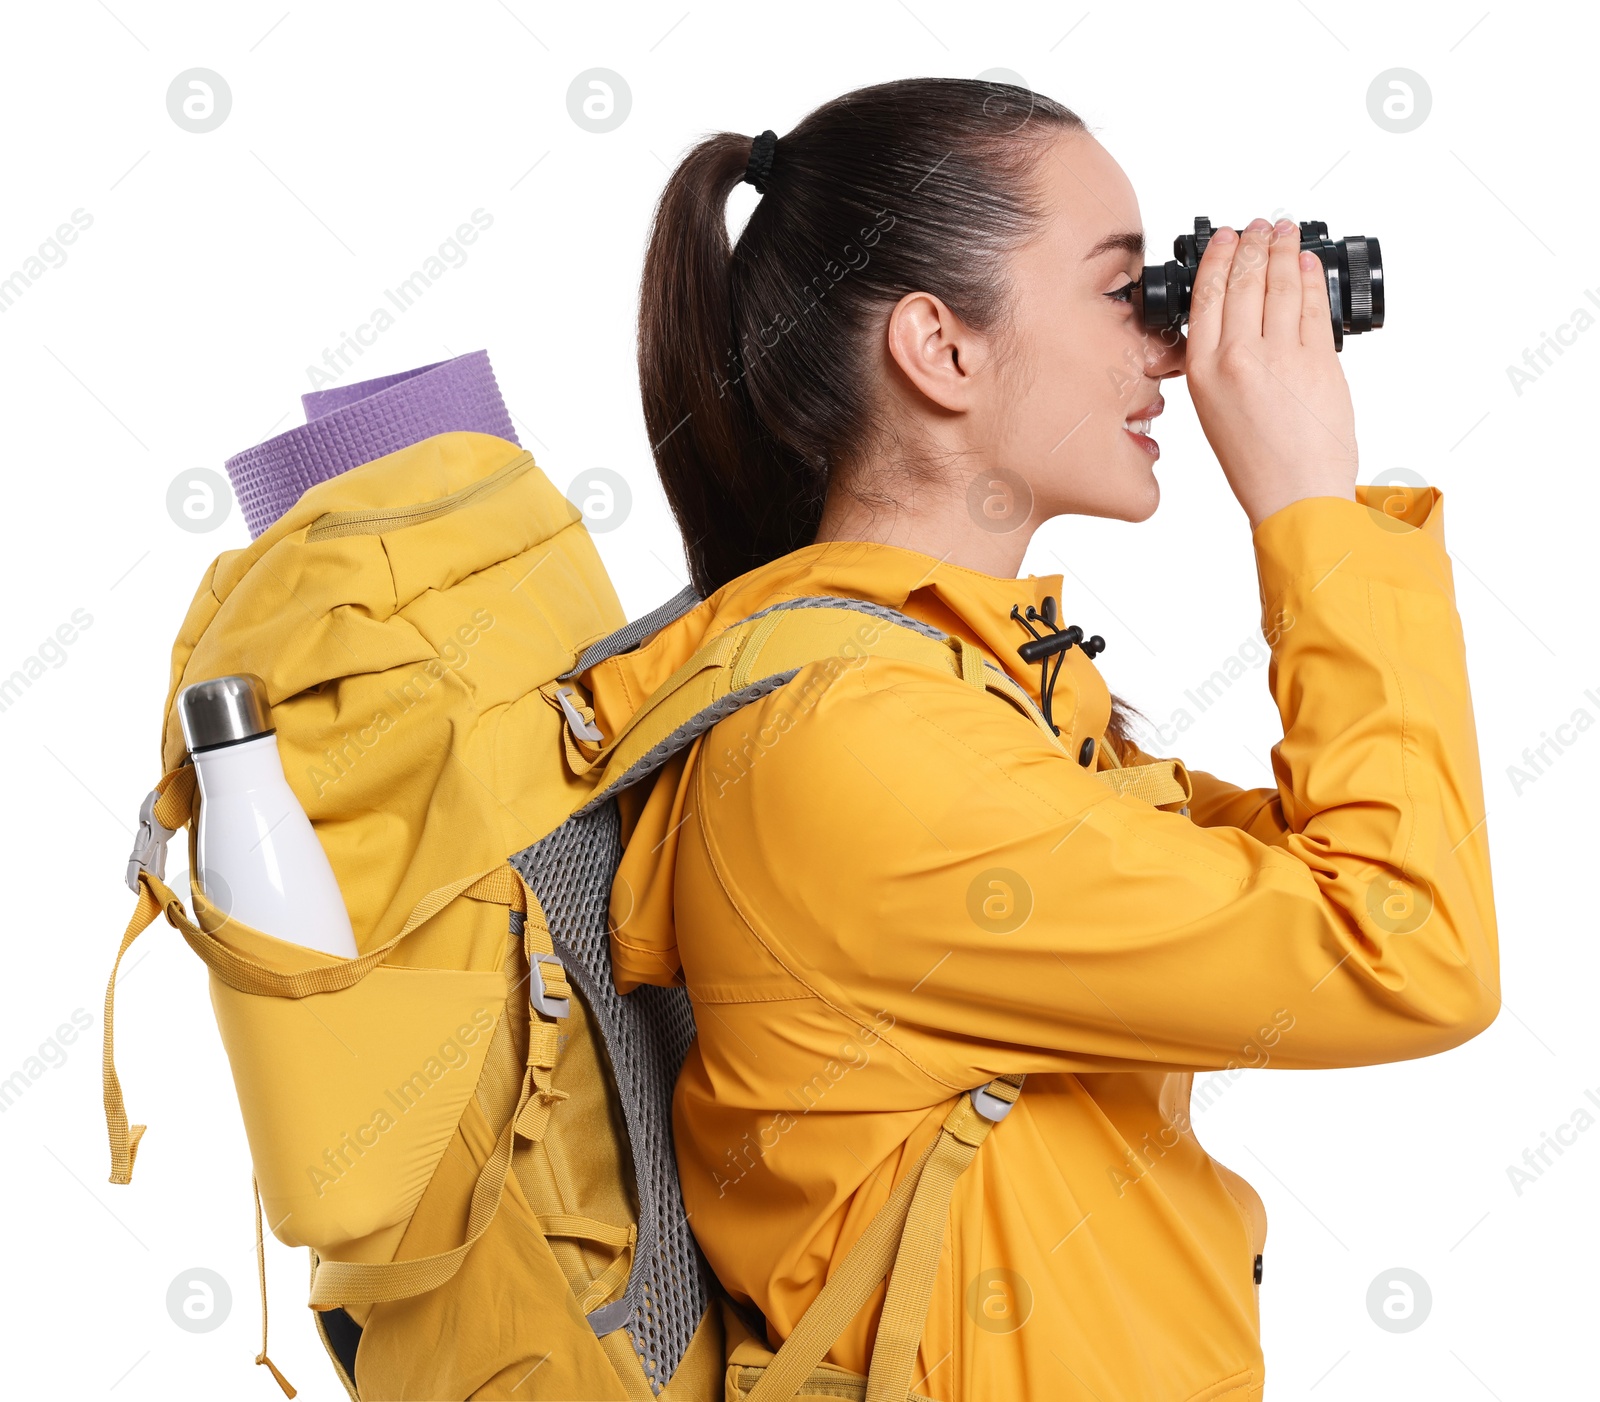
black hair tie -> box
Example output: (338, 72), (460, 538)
(743, 129), (778, 193)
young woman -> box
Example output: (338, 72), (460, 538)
(600, 77), (1498, 1401)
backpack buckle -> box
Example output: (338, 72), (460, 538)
(125, 788), (175, 893)
(530, 952), (571, 1019)
(556, 686), (604, 745)
(969, 1083), (1018, 1123)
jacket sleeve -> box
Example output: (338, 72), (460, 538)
(704, 490), (1500, 1083)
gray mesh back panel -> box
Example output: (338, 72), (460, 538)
(511, 803), (707, 1394)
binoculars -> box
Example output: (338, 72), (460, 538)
(1138, 216), (1384, 351)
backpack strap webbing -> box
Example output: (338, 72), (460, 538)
(743, 1076), (1024, 1402)
(561, 582), (702, 680)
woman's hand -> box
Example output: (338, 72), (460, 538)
(1183, 217), (1358, 530)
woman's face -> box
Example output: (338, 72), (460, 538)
(980, 129), (1186, 526)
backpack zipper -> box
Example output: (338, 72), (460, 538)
(303, 452), (537, 542)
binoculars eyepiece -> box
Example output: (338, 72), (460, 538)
(1138, 216), (1384, 351)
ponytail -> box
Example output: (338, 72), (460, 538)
(637, 78), (1083, 598)
(636, 133), (815, 595)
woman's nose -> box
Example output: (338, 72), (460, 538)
(1143, 323), (1187, 378)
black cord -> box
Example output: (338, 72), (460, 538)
(1010, 600), (1103, 736)
(1010, 603), (1064, 734)
(1046, 646), (1068, 728)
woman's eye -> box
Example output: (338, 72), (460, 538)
(1106, 281), (1136, 305)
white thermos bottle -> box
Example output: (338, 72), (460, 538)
(177, 674), (360, 958)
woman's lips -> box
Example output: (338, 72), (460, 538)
(1123, 397), (1163, 458)
(1123, 424), (1160, 458)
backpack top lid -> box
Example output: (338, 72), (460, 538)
(225, 350), (518, 538)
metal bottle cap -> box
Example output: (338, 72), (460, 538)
(177, 674), (275, 753)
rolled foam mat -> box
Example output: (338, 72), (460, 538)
(224, 349), (520, 538)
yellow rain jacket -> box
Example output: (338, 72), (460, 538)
(581, 487), (1498, 1402)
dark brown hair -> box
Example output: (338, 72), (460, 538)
(636, 77), (1146, 755)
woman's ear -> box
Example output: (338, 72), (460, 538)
(884, 290), (988, 413)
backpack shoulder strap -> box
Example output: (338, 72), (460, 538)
(579, 596), (1058, 815)
(576, 595), (1188, 815)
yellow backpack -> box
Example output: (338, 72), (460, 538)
(103, 430), (1165, 1399)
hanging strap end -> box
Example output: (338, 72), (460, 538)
(256, 1352), (297, 1398)
(108, 1122), (146, 1185)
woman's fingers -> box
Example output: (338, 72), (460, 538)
(1181, 210), (1359, 528)
(1219, 217), (1273, 345)
(1298, 246), (1337, 352)
(1262, 219), (1305, 344)
(1184, 224), (1238, 358)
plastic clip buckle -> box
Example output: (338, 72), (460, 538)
(969, 1083), (1017, 1123)
(530, 952), (571, 1019)
(556, 686), (604, 745)
(125, 788), (175, 893)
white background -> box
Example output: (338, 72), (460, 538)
(1, 2), (1592, 1397)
